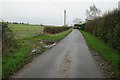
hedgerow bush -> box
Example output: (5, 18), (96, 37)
(80, 23), (85, 30)
(43, 26), (70, 34)
(85, 9), (120, 52)
(2, 22), (17, 55)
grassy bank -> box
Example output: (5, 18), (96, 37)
(39, 28), (72, 41)
(2, 44), (31, 77)
(80, 30), (120, 76)
(3, 29), (72, 78)
(21, 28), (72, 41)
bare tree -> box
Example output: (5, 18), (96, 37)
(86, 4), (101, 21)
(73, 18), (82, 24)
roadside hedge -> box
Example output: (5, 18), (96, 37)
(2, 22), (17, 55)
(43, 26), (70, 34)
(85, 9), (120, 52)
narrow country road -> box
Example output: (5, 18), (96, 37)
(12, 29), (104, 78)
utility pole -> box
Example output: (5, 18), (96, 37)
(64, 10), (66, 26)
(118, 1), (120, 11)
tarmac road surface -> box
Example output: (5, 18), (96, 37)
(12, 29), (104, 78)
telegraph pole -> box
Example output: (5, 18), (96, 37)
(118, 1), (120, 10)
(64, 10), (66, 26)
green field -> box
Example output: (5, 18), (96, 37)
(8, 23), (44, 38)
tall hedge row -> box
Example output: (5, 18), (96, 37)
(85, 9), (120, 52)
(43, 26), (70, 34)
(2, 22), (17, 55)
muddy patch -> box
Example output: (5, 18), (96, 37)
(37, 40), (57, 48)
(40, 40), (55, 45)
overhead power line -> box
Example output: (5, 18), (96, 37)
(47, 0), (66, 26)
(48, 0), (64, 10)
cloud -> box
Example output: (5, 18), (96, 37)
(1, 0), (118, 25)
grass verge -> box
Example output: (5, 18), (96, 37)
(34, 28), (72, 41)
(2, 29), (72, 78)
(20, 28), (72, 41)
(2, 43), (31, 78)
(80, 30), (120, 77)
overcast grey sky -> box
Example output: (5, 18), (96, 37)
(0, 0), (119, 25)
